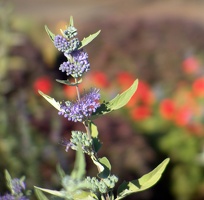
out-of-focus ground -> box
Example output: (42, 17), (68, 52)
(12, 0), (204, 26)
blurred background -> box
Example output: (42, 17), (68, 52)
(1, 0), (204, 199)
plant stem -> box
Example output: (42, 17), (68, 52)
(83, 121), (91, 140)
(75, 78), (80, 100)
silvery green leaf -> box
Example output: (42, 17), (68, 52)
(92, 79), (138, 117)
(71, 146), (86, 180)
(116, 158), (170, 200)
(34, 188), (49, 200)
(79, 30), (101, 49)
(34, 187), (66, 198)
(69, 16), (74, 26)
(4, 170), (12, 193)
(97, 157), (111, 179)
(45, 25), (55, 42)
(91, 156), (111, 179)
(73, 191), (97, 200)
(38, 90), (61, 111)
(56, 164), (66, 180)
(108, 79), (138, 110)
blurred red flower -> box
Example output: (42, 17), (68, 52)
(192, 77), (204, 97)
(91, 71), (109, 88)
(174, 105), (192, 126)
(127, 80), (154, 107)
(63, 85), (79, 99)
(131, 105), (151, 120)
(117, 71), (135, 90)
(182, 56), (199, 74)
(159, 99), (176, 120)
(33, 76), (52, 94)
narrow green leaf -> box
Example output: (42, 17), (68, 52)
(34, 188), (49, 200)
(116, 158), (170, 200)
(34, 186), (66, 198)
(71, 146), (86, 180)
(56, 164), (66, 180)
(38, 90), (61, 111)
(56, 78), (82, 86)
(79, 30), (101, 49)
(69, 16), (74, 26)
(45, 25), (55, 42)
(4, 170), (12, 193)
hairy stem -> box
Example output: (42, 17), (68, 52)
(75, 78), (80, 100)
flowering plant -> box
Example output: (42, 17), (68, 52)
(0, 170), (31, 200)
(84, 55), (204, 200)
(34, 16), (169, 200)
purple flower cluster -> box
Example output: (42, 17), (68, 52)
(58, 88), (100, 122)
(0, 178), (28, 200)
(54, 36), (80, 54)
(59, 50), (90, 77)
(53, 24), (90, 78)
(0, 194), (15, 200)
(54, 35), (70, 52)
(0, 194), (28, 200)
(68, 38), (80, 53)
(11, 178), (26, 194)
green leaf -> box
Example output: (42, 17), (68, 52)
(34, 187), (66, 198)
(38, 90), (61, 111)
(56, 164), (66, 180)
(4, 170), (12, 193)
(73, 191), (97, 200)
(108, 79), (138, 110)
(45, 25), (55, 42)
(71, 146), (86, 180)
(34, 188), (49, 200)
(90, 122), (102, 152)
(69, 16), (74, 26)
(98, 157), (111, 178)
(91, 156), (111, 179)
(92, 79), (138, 117)
(56, 78), (82, 86)
(90, 122), (98, 137)
(116, 158), (170, 200)
(79, 30), (101, 49)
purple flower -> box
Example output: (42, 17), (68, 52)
(54, 35), (70, 52)
(0, 194), (29, 200)
(69, 38), (80, 52)
(0, 194), (15, 200)
(18, 196), (29, 200)
(58, 88), (100, 122)
(54, 35), (80, 54)
(60, 50), (90, 77)
(11, 178), (26, 194)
